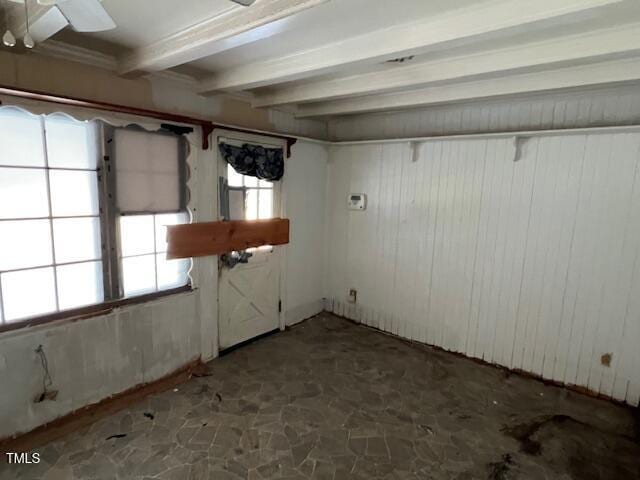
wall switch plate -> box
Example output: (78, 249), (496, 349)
(348, 193), (367, 210)
(348, 289), (357, 303)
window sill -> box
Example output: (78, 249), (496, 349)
(0, 285), (193, 335)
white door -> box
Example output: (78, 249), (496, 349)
(217, 134), (283, 350)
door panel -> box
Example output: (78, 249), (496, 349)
(219, 253), (279, 348)
(217, 134), (282, 350)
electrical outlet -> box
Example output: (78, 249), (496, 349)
(348, 194), (367, 210)
(348, 289), (357, 303)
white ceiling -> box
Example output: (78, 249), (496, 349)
(261, 5), (640, 91)
(189, 0), (478, 71)
(3, 0), (640, 119)
(83, 0), (239, 47)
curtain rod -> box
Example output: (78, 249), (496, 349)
(0, 85), (298, 155)
(218, 135), (283, 149)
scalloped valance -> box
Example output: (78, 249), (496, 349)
(218, 142), (285, 181)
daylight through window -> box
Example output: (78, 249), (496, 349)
(0, 108), (190, 326)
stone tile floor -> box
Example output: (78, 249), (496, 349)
(2, 312), (639, 479)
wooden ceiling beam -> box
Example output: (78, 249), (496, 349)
(253, 23), (640, 107)
(197, 0), (626, 94)
(118, 0), (330, 76)
(294, 58), (640, 118)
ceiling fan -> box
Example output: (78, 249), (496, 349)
(3, 0), (115, 49)
(1, 0), (257, 50)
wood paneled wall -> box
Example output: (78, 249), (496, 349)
(325, 132), (640, 406)
(329, 84), (640, 142)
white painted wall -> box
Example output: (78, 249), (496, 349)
(325, 131), (640, 407)
(0, 292), (200, 440)
(284, 141), (328, 325)
(328, 84), (640, 142)
(0, 131), (218, 441)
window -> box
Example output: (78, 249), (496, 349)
(0, 112), (102, 322)
(119, 213), (190, 297)
(0, 109), (190, 327)
(110, 127), (190, 300)
(227, 164), (274, 220)
(225, 163), (276, 254)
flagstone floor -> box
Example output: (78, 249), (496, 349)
(2, 312), (639, 479)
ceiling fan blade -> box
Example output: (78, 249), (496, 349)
(37, 0), (70, 5)
(57, 0), (115, 32)
(30, 6), (69, 42)
(230, 0), (257, 5)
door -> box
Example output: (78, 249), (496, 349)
(217, 134), (283, 350)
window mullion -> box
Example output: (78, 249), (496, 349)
(256, 187), (260, 220)
(41, 117), (60, 312)
(100, 124), (121, 300)
(153, 215), (159, 292)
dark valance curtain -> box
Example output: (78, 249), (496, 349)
(218, 142), (284, 181)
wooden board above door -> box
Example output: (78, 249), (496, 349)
(166, 218), (290, 259)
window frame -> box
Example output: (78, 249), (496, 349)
(0, 114), (104, 323)
(225, 163), (276, 220)
(0, 117), (192, 333)
(104, 125), (191, 299)
(118, 212), (191, 297)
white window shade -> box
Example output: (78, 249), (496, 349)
(114, 129), (185, 213)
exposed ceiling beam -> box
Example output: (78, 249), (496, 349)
(253, 23), (640, 107)
(118, 0), (330, 76)
(295, 57), (640, 118)
(197, 0), (626, 94)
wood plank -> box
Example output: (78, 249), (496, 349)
(166, 218), (290, 259)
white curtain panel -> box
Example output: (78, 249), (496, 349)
(0, 96), (198, 189)
(114, 129), (181, 213)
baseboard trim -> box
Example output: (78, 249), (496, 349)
(327, 308), (638, 409)
(0, 358), (204, 456)
(285, 299), (324, 327)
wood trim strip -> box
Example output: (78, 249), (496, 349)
(167, 218), (290, 259)
(0, 85), (298, 154)
(0, 359), (205, 456)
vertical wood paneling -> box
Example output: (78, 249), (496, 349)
(328, 84), (640, 142)
(324, 131), (640, 406)
(284, 141), (327, 325)
(268, 108), (328, 140)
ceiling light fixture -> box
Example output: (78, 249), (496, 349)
(22, 0), (34, 48)
(2, 1), (16, 46)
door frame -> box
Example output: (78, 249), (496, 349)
(213, 128), (288, 344)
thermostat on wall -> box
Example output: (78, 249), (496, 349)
(348, 193), (367, 210)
